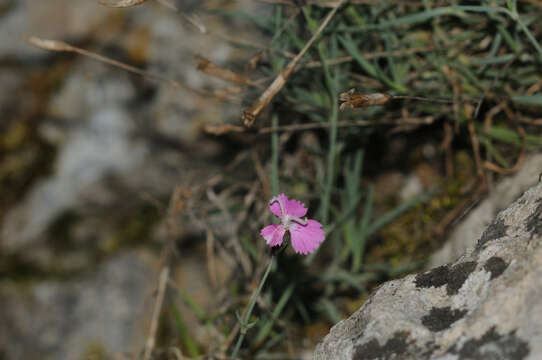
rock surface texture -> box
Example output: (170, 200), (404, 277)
(0, 1), (266, 358)
(315, 181), (542, 360)
(0, 251), (156, 360)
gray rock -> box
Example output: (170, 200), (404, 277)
(0, 251), (157, 360)
(315, 181), (542, 360)
(430, 153), (542, 267)
(0, 0), (267, 263)
(0, 0), (111, 58)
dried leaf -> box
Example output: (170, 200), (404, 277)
(27, 36), (241, 103)
(26, 36), (73, 52)
(339, 89), (392, 112)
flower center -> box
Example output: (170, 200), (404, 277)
(269, 196), (308, 230)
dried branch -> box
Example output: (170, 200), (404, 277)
(27, 36), (240, 102)
(196, 55), (265, 89)
(241, 0), (347, 127)
(143, 267), (170, 360)
(203, 116), (435, 135)
(339, 88), (477, 112)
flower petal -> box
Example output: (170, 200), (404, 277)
(289, 219), (325, 255)
(260, 224), (286, 247)
(270, 193), (308, 218)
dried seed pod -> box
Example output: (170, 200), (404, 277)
(339, 88), (392, 112)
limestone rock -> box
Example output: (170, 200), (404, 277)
(315, 181), (542, 360)
(0, 0), (264, 267)
(0, 251), (157, 360)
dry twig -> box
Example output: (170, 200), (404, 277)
(196, 55), (265, 89)
(338, 88), (476, 112)
(27, 36), (240, 102)
(143, 267), (170, 360)
(204, 116), (436, 135)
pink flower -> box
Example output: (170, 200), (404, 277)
(260, 194), (325, 255)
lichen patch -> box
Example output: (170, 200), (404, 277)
(421, 306), (467, 332)
(483, 257), (508, 280)
(477, 218), (508, 249)
(415, 261), (477, 295)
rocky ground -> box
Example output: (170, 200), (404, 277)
(0, 1), (264, 359)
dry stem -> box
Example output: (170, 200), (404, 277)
(26, 36), (240, 102)
(143, 266), (170, 360)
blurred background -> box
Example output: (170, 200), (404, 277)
(1, 0), (541, 359)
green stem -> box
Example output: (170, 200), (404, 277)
(229, 256), (275, 360)
(271, 114), (279, 197)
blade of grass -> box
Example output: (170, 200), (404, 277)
(172, 305), (201, 358)
(318, 298), (342, 324)
(365, 191), (431, 237)
(338, 7), (467, 32)
(271, 114), (280, 197)
(182, 291), (207, 322)
(204, 9), (274, 30)
(254, 283), (295, 343)
(338, 34), (407, 92)
(512, 94), (542, 107)
(485, 125), (542, 146)
(480, 136), (510, 168)
(352, 184), (373, 273)
(338, 35), (378, 77)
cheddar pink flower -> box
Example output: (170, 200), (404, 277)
(260, 194), (325, 255)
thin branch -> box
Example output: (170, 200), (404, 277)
(196, 55), (265, 89)
(204, 116), (436, 135)
(26, 36), (241, 102)
(143, 266), (170, 360)
(339, 88), (477, 112)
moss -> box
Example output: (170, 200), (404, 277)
(2, 121), (28, 151)
(367, 151), (476, 266)
(0, 204), (162, 281)
(81, 342), (109, 360)
(99, 204), (162, 256)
